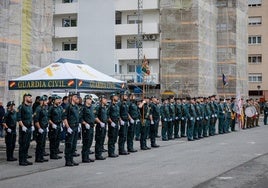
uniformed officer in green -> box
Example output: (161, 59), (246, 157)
(62, 92), (80, 166)
(118, 91), (130, 155)
(180, 98), (188, 137)
(94, 95), (108, 160)
(198, 97), (205, 138)
(140, 97), (151, 150)
(17, 93), (33, 166)
(2, 101), (17, 161)
(160, 98), (170, 141)
(168, 96), (176, 140)
(187, 97), (196, 141)
(127, 93), (139, 153)
(149, 96), (160, 148)
(107, 93), (120, 158)
(203, 97), (211, 137)
(218, 98), (226, 134)
(80, 94), (95, 163)
(209, 95), (217, 136)
(48, 95), (63, 160)
(33, 95), (49, 163)
(174, 98), (182, 139)
(224, 98), (232, 133)
(194, 97), (202, 140)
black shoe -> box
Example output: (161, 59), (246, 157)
(57, 150), (63, 154)
(26, 160), (33, 165)
(19, 162), (28, 166)
(89, 150), (95, 154)
(119, 151), (129, 155)
(162, 139), (168, 141)
(72, 161), (79, 166)
(128, 149), (138, 153)
(102, 149), (108, 152)
(50, 155), (62, 159)
(65, 161), (74, 167)
(89, 158), (95, 162)
(188, 139), (194, 141)
(7, 158), (17, 161)
(82, 159), (90, 163)
(27, 155), (32, 159)
(135, 138), (140, 141)
(73, 153), (80, 157)
(95, 156), (106, 160)
(44, 152), (49, 156)
(151, 144), (160, 148)
(108, 153), (119, 158)
(141, 147), (148, 150)
(156, 135), (161, 138)
(42, 158), (49, 162)
(35, 159), (44, 163)
(145, 146), (151, 150)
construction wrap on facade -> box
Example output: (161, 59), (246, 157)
(159, 0), (248, 97)
(160, 0), (218, 97)
(0, 0), (53, 103)
(216, 0), (248, 97)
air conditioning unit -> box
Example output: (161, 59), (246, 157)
(149, 34), (156, 40)
(142, 35), (149, 41)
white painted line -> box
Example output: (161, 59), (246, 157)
(218, 176), (233, 180)
(96, 172), (103, 175)
(247, 141), (256, 144)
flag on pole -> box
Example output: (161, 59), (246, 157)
(222, 73), (228, 86)
(142, 55), (150, 76)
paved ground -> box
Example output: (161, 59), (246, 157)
(0, 119), (268, 188)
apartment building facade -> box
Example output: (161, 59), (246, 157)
(248, 0), (268, 100)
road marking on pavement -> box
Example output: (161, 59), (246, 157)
(96, 172), (104, 175)
(219, 142), (227, 145)
(217, 176), (233, 180)
(247, 141), (256, 144)
(255, 153), (263, 156)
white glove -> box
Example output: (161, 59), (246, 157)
(52, 124), (57, 129)
(215, 114), (217, 117)
(190, 117), (194, 121)
(7, 128), (12, 133)
(127, 122), (130, 127)
(212, 114), (215, 118)
(100, 122), (105, 128)
(67, 127), (73, 134)
(85, 124), (90, 129)
(38, 128), (44, 134)
(60, 126), (63, 132)
(169, 118), (173, 121)
(205, 116), (208, 120)
(136, 119), (140, 123)
(120, 120), (125, 126)
(164, 118), (167, 121)
(130, 119), (135, 124)
(200, 117), (203, 120)
(22, 126), (27, 132)
(175, 117), (178, 120)
(31, 126), (35, 131)
(47, 127), (49, 132)
(151, 120), (154, 125)
(181, 117), (184, 120)
(196, 117), (200, 121)
(111, 122), (116, 127)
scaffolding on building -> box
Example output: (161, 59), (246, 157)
(0, 0), (53, 104)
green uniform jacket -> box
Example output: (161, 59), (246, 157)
(17, 103), (33, 127)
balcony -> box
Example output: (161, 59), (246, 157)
(115, 0), (159, 11)
(53, 51), (78, 61)
(54, 27), (78, 38)
(113, 73), (159, 84)
(115, 23), (159, 36)
(116, 48), (159, 60)
(54, 2), (78, 15)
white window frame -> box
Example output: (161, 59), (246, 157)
(62, 42), (77, 51)
(248, 35), (261, 44)
(248, 0), (262, 7)
(248, 54), (262, 64)
(127, 15), (142, 24)
(248, 73), (262, 82)
(248, 16), (262, 25)
(62, 18), (77, 27)
(127, 64), (136, 73)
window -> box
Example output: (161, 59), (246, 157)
(216, 0), (227, 7)
(248, 54), (262, 64)
(62, 43), (77, 51)
(128, 65), (136, 73)
(115, 36), (121, 49)
(119, 65), (122, 74)
(115, 64), (117, 73)
(248, 16), (262, 25)
(248, 36), (261, 44)
(63, 0), (77, 3)
(115, 11), (122, 24)
(248, 0), (262, 7)
(127, 15), (142, 24)
(248, 73), (262, 82)
(62, 18), (77, 27)
(127, 39), (141, 48)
